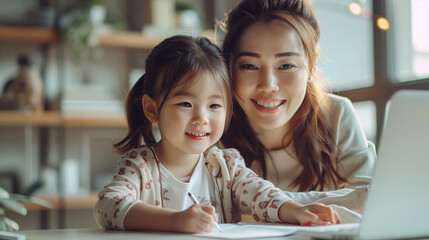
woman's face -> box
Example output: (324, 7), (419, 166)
(233, 20), (309, 138)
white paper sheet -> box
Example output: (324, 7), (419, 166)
(193, 222), (361, 239)
(194, 223), (301, 239)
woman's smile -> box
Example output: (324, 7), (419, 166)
(252, 99), (286, 113)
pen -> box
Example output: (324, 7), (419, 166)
(187, 192), (222, 232)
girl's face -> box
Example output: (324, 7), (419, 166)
(156, 71), (227, 156)
(233, 20), (309, 142)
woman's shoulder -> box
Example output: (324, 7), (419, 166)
(325, 93), (359, 122)
(326, 93), (354, 111)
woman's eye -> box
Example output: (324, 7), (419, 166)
(240, 64), (258, 70)
(279, 64), (294, 70)
(178, 102), (192, 108)
(209, 104), (221, 109)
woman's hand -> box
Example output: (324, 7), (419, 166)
(173, 204), (219, 233)
(279, 201), (338, 226)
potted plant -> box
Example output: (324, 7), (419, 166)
(60, 0), (126, 61)
(0, 185), (52, 231)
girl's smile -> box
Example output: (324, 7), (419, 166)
(185, 131), (211, 140)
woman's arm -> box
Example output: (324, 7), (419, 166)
(332, 95), (376, 188)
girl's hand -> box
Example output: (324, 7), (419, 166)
(279, 201), (338, 226)
(173, 204), (218, 233)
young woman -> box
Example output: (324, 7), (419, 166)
(221, 0), (376, 212)
(94, 35), (337, 233)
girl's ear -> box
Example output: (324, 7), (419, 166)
(142, 94), (158, 123)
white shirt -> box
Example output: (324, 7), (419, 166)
(159, 153), (218, 213)
(251, 94), (376, 191)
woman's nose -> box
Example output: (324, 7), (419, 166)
(257, 69), (279, 93)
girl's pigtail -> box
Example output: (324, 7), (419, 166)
(114, 74), (155, 154)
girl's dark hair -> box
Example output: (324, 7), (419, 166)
(114, 35), (231, 154)
(221, 0), (346, 191)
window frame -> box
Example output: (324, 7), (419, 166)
(336, 0), (429, 145)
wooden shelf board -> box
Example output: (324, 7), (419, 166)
(98, 31), (162, 49)
(0, 111), (126, 128)
(0, 111), (61, 126)
(24, 193), (98, 210)
(62, 112), (127, 128)
(0, 26), (59, 43)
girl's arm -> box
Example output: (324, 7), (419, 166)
(124, 202), (218, 233)
(220, 149), (291, 222)
(94, 148), (219, 233)
(278, 201), (338, 225)
(221, 148), (337, 225)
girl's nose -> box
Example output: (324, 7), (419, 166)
(192, 110), (208, 125)
(257, 69), (279, 93)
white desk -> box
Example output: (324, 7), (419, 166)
(19, 228), (310, 240)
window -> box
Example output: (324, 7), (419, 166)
(387, 0), (429, 82)
(314, 0), (374, 91)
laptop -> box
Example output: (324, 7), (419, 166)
(296, 90), (429, 240)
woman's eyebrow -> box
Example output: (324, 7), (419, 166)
(236, 51), (301, 58)
(275, 52), (301, 58)
(236, 51), (260, 58)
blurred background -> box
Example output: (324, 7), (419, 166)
(0, 0), (428, 230)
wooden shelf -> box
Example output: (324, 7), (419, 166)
(98, 31), (163, 49)
(62, 112), (127, 128)
(0, 27), (161, 49)
(0, 111), (61, 126)
(24, 193), (98, 210)
(0, 111), (126, 128)
(0, 26), (58, 43)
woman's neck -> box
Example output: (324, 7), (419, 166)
(251, 122), (291, 151)
(153, 142), (201, 178)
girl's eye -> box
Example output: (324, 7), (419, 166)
(279, 64), (295, 70)
(240, 64), (258, 70)
(178, 102), (192, 108)
(209, 104), (221, 109)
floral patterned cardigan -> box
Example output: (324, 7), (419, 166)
(94, 145), (292, 229)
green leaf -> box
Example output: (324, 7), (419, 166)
(0, 216), (19, 231)
(0, 187), (9, 199)
(0, 199), (27, 216)
(0, 217), (9, 231)
(0, 216), (16, 231)
(10, 194), (53, 209)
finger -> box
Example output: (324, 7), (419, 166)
(316, 206), (337, 224)
(201, 205), (218, 221)
(197, 216), (214, 232)
(301, 210), (324, 226)
(201, 205), (216, 215)
(309, 204), (335, 222)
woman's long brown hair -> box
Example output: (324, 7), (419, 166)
(221, 0), (346, 191)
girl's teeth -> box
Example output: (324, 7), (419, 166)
(188, 133), (206, 136)
(255, 100), (283, 108)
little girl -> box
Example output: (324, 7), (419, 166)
(94, 35), (337, 233)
